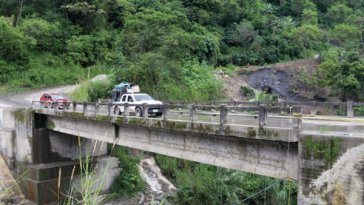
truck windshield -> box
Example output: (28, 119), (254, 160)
(134, 95), (154, 101)
(51, 95), (65, 100)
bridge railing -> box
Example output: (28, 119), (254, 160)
(32, 101), (302, 134)
(98, 98), (362, 118)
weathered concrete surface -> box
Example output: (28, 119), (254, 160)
(298, 134), (364, 205)
(39, 108), (299, 142)
(20, 156), (120, 205)
(46, 114), (299, 180)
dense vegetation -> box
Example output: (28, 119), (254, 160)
(2, 0), (364, 99)
(3, 0), (364, 204)
(156, 154), (297, 205)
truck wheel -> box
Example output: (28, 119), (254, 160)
(135, 107), (142, 117)
(115, 107), (121, 115)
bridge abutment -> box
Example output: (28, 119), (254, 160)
(0, 110), (120, 204)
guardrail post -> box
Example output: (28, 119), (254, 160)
(142, 103), (148, 119)
(347, 101), (353, 118)
(163, 104), (169, 128)
(293, 106), (302, 131)
(211, 100), (215, 112)
(47, 102), (51, 114)
(177, 101), (181, 111)
(124, 103), (129, 120)
(94, 102), (99, 119)
(280, 101), (286, 114)
(63, 102), (66, 114)
(107, 102), (112, 121)
(219, 105), (227, 135)
(73, 101), (76, 112)
(40, 101), (44, 111)
(254, 101), (259, 107)
(189, 104), (196, 123)
(194, 100), (198, 112)
(259, 105), (266, 127)
(83, 102), (87, 114)
(231, 101), (236, 113)
(310, 101), (317, 116)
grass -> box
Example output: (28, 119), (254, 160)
(68, 80), (112, 102)
(55, 134), (119, 204)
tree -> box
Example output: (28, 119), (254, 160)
(291, 0), (316, 17)
(328, 4), (353, 25)
(290, 24), (321, 58)
(302, 9), (318, 25)
(19, 19), (60, 52)
(318, 49), (364, 101)
(233, 21), (260, 53)
(329, 24), (360, 46)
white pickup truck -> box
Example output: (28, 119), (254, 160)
(112, 93), (163, 117)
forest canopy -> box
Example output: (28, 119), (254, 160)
(1, 0), (364, 100)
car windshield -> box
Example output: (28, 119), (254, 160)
(51, 95), (65, 100)
(134, 95), (154, 101)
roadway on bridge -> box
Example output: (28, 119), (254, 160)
(1, 78), (363, 137)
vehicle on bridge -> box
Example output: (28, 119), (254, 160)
(40, 93), (70, 109)
(112, 93), (163, 117)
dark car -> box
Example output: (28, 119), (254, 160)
(40, 93), (70, 109)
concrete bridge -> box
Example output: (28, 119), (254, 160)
(1, 100), (364, 204)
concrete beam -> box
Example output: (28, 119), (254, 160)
(47, 114), (299, 180)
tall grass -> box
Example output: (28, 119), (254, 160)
(68, 80), (112, 102)
(56, 135), (118, 205)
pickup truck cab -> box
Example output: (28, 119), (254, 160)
(112, 93), (163, 117)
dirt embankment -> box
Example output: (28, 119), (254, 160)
(221, 59), (335, 102)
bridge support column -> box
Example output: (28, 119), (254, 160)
(347, 101), (353, 118)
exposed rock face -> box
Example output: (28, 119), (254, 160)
(248, 68), (290, 98)
(248, 67), (328, 102)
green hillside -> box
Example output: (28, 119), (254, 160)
(1, 0), (364, 100)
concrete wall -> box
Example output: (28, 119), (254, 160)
(47, 114), (299, 180)
(298, 134), (364, 205)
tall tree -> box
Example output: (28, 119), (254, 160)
(290, 24), (321, 58)
(233, 21), (260, 53)
(302, 9), (318, 25)
(329, 24), (360, 46)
